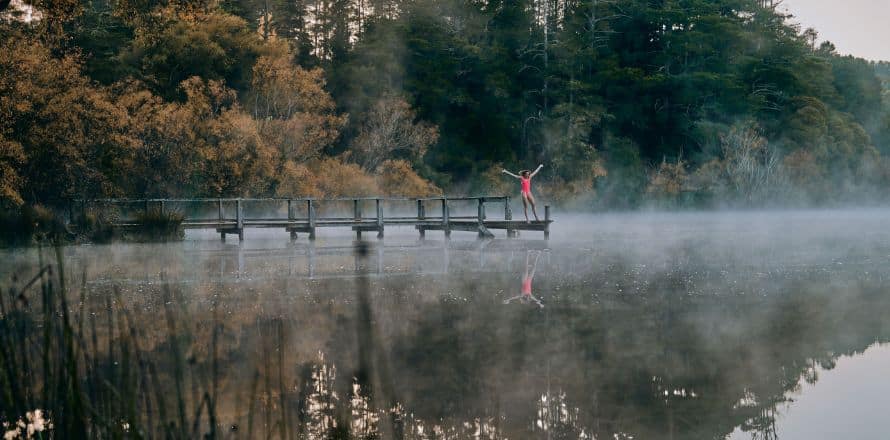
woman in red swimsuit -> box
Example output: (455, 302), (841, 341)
(502, 164), (543, 222)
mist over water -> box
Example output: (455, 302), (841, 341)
(4, 209), (890, 439)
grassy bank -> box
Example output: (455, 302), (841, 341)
(0, 205), (185, 247)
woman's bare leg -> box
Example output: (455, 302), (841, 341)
(521, 194), (529, 222)
(528, 194), (540, 221)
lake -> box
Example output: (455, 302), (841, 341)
(3, 209), (890, 439)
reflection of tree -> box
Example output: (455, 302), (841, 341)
(5, 248), (890, 439)
(380, 261), (890, 440)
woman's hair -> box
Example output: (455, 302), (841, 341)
(520, 170), (530, 177)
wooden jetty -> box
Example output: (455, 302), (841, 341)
(78, 196), (553, 241)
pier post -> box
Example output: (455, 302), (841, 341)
(308, 200), (316, 240)
(308, 243), (316, 277)
(236, 198), (244, 241)
(477, 198), (485, 238)
(417, 199), (426, 238)
(218, 199), (225, 242)
(505, 197), (515, 238)
(354, 199), (362, 239)
(376, 198), (384, 239)
(159, 199), (165, 216)
(544, 205), (551, 240)
(442, 198), (451, 239)
(288, 199), (296, 241)
(377, 243), (384, 274)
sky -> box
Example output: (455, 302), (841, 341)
(781, 0), (890, 61)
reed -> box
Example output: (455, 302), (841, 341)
(0, 247), (218, 438)
(0, 245), (407, 439)
(133, 209), (185, 242)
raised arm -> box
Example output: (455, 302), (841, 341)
(501, 169), (521, 179)
(529, 164), (544, 178)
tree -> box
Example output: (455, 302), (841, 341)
(120, 12), (264, 99)
(350, 97), (438, 171)
(249, 48), (346, 163)
(0, 36), (138, 204)
(277, 0), (315, 63)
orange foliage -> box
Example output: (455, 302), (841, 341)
(647, 159), (688, 197)
(376, 160), (442, 197)
(312, 158), (379, 197)
(199, 107), (278, 196)
(251, 52), (346, 162)
(0, 29), (439, 206)
(275, 160), (323, 198)
(122, 77), (280, 197)
(0, 136), (25, 206)
(0, 37), (138, 203)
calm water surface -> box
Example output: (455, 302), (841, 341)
(3, 210), (890, 439)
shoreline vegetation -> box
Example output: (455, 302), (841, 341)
(2, 0), (890, 245)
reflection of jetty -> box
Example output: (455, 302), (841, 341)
(80, 197), (553, 241)
(81, 241), (552, 284)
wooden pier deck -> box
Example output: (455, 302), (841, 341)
(78, 196), (553, 241)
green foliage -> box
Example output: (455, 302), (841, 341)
(120, 12), (264, 99)
(2, 0), (889, 214)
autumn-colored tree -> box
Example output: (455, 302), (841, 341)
(116, 82), (201, 197)
(647, 158), (688, 199)
(0, 36), (137, 204)
(0, 136), (25, 206)
(249, 48), (346, 163)
(350, 97), (438, 171)
(376, 160), (441, 197)
(311, 157), (379, 197)
(275, 160), (322, 197)
(156, 77), (279, 197)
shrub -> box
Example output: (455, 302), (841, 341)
(647, 158), (688, 198)
(72, 209), (117, 244)
(376, 160), (441, 197)
(133, 209), (185, 242)
(0, 205), (70, 246)
(312, 158), (380, 197)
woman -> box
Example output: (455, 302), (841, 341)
(502, 164), (543, 222)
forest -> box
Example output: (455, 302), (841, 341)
(2, 0), (890, 215)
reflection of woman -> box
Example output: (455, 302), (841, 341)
(504, 250), (543, 308)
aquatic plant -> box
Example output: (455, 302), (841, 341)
(133, 208), (185, 242)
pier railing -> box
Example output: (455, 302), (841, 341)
(76, 196), (552, 240)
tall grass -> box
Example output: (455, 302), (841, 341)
(0, 246), (427, 439)
(0, 205), (71, 247)
(133, 209), (185, 242)
(0, 246), (219, 438)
